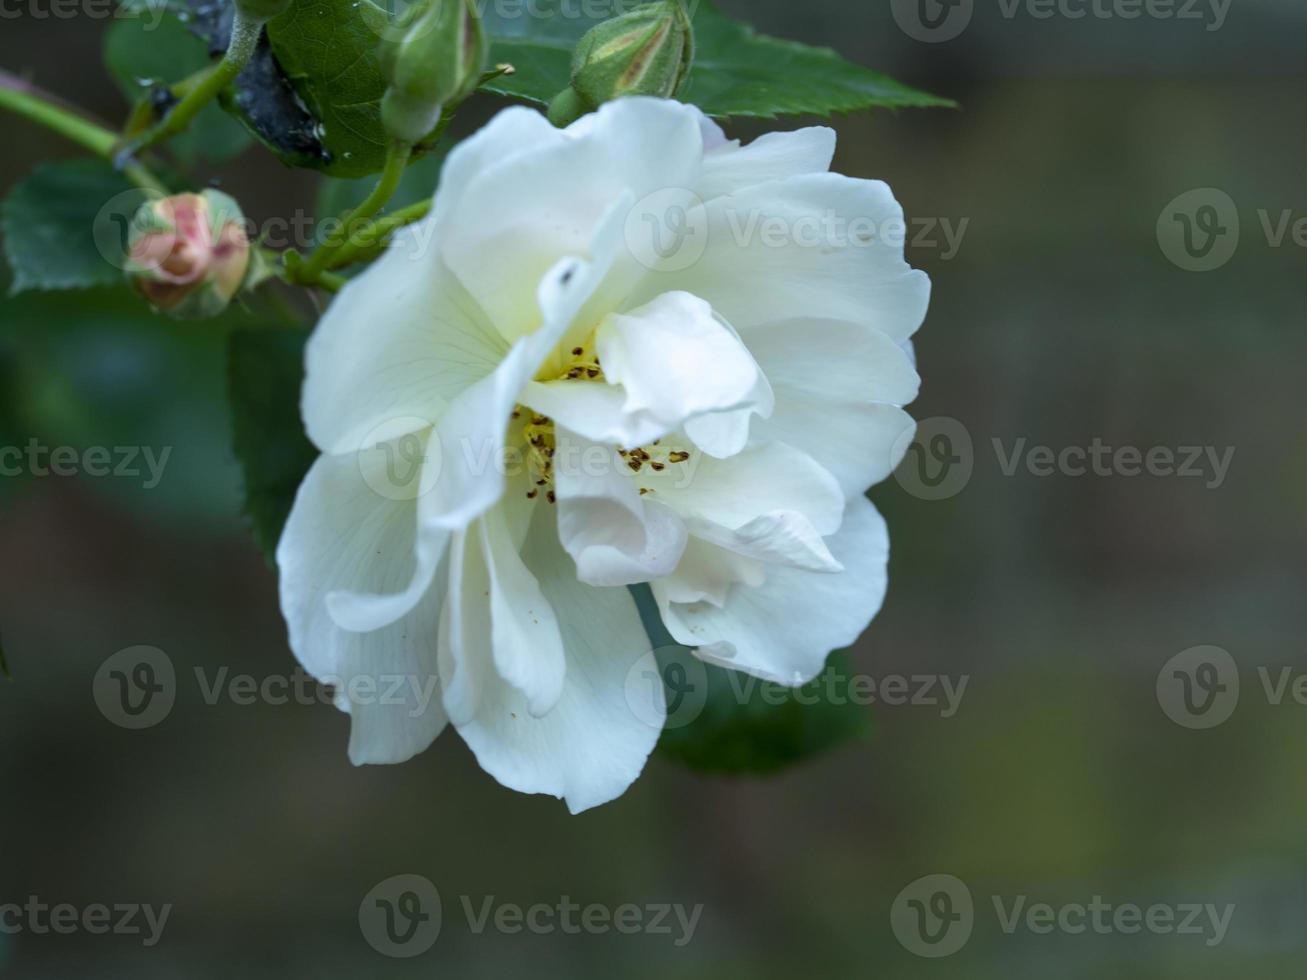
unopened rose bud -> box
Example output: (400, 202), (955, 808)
(125, 190), (251, 320)
(381, 0), (489, 144)
(547, 1), (694, 127)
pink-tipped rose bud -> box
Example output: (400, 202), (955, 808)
(125, 190), (251, 319)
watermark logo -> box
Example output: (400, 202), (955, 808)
(92, 187), (163, 272)
(626, 187), (708, 273)
(624, 645), (709, 730)
(892, 0), (975, 42)
(359, 875), (442, 958)
(892, 416), (975, 501)
(891, 874), (975, 957)
(357, 418), (443, 502)
(1157, 188), (1240, 272)
(93, 646), (176, 730)
(1157, 645), (1239, 729)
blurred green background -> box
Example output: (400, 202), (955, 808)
(3, 0), (1306, 975)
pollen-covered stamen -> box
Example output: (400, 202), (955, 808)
(558, 343), (603, 382)
(521, 411), (557, 501)
(617, 438), (693, 491)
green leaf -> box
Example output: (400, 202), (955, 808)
(227, 328), (318, 562)
(629, 585), (871, 774)
(483, 0), (952, 117)
(0, 287), (247, 527)
(0, 635), (10, 680)
(656, 646), (871, 774)
(1, 161), (142, 295)
(104, 15), (253, 165)
(262, 0), (395, 178)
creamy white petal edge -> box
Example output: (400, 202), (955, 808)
(276, 96), (928, 811)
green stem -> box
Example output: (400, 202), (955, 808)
(298, 140), (413, 282)
(0, 71), (165, 193)
(326, 198), (432, 270)
(116, 9), (264, 161)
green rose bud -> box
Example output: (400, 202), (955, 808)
(547, 1), (694, 127)
(124, 190), (252, 320)
(381, 0), (489, 145)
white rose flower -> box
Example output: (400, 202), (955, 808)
(277, 97), (928, 812)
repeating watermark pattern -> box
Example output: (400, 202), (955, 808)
(359, 875), (702, 958)
(891, 874), (975, 957)
(93, 647), (442, 730)
(625, 646), (969, 730)
(359, 875), (443, 959)
(0, 898), (171, 947)
(1157, 189), (1307, 272)
(626, 187), (970, 271)
(892, 875), (1235, 957)
(0, 0), (168, 29)
(893, 0), (1229, 43)
(1157, 646), (1307, 729)
(93, 646), (177, 730)
(1157, 189), (1240, 271)
(1156, 645), (1240, 729)
(353, 421), (712, 503)
(891, 416), (975, 501)
(92, 182), (965, 283)
(0, 441), (171, 489)
(893, 418), (1235, 500)
(992, 438), (1235, 488)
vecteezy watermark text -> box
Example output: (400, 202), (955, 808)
(892, 418), (1236, 500)
(892, 874), (1234, 958)
(625, 647), (969, 731)
(359, 875), (703, 958)
(0, 897), (171, 947)
(892, 0), (1229, 43)
(93, 646), (442, 730)
(0, 441), (171, 489)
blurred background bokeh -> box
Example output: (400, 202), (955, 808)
(2, 0), (1306, 975)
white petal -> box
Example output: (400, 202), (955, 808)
(479, 504), (566, 718)
(655, 496), (890, 686)
(553, 427), (687, 587)
(688, 511), (841, 574)
(438, 528), (488, 727)
(596, 290), (769, 429)
(439, 99), (705, 345)
(303, 230), (506, 456)
(632, 173), (931, 344)
(696, 126), (836, 201)
(325, 428), (449, 634)
(682, 370), (775, 459)
(745, 317), (921, 408)
(755, 398), (917, 499)
(743, 317), (920, 495)
(276, 451), (447, 765)
(519, 379), (670, 451)
(655, 537), (764, 607)
(456, 506), (665, 814)
(432, 107), (566, 228)
(647, 441), (844, 538)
